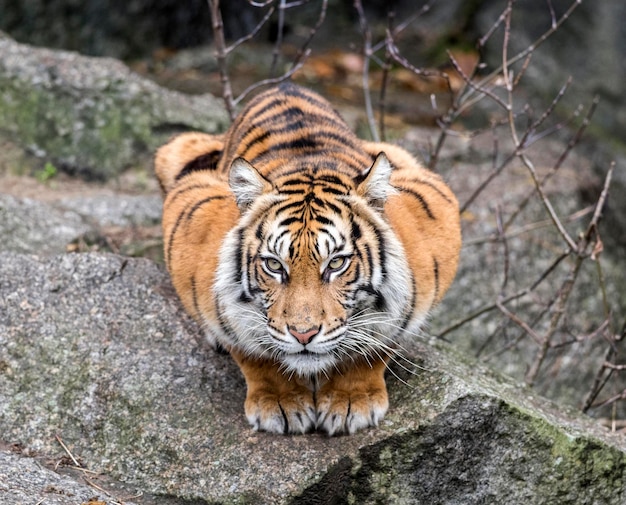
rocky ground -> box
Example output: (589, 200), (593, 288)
(1, 21), (626, 503)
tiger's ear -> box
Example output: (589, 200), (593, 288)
(229, 157), (272, 209)
(357, 152), (396, 208)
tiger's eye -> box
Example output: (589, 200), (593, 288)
(327, 256), (347, 271)
(265, 257), (283, 273)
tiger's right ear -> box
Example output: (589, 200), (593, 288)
(229, 158), (272, 209)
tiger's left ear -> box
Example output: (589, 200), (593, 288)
(229, 157), (273, 210)
(357, 152), (396, 208)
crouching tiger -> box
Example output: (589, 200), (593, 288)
(155, 82), (461, 435)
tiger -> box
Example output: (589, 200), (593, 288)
(154, 82), (461, 436)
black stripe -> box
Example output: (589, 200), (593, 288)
(344, 263), (360, 286)
(191, 275), (201, 317)
(216, 302), (237, 340)
(417, 178), (455, 205)
(372, 225), (387, 280)
(351, 221), (362, 240)
(396, 186), (435, 219)
(240, 109), (354, 159)
(233, 228), (245, 284)
(249, 96), (289, 122)
(280, 177), (312, 186)
(255, 221), (264, 240)
(167, 182), (214, 203)
(317, 174), (345, 186)
(315, 215), (334, 226)
(175, 151), (221, 181)
(325, 200), (343, 214)
(364, 243), (373, 277)
(251, 138), (318, 162)
(273, 199), (306, 214)
(278, 188), (307, 195)
(433, 257), (440, 300)
(166, 195), (228, 266)
(240, 130), (271, 158)
(186, 195), (229, 222)
(279, 217), (300, 227)
(321, 186), (347, 196)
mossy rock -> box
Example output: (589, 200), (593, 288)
(0, 32), (229, 180)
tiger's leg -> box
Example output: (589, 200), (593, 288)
(230, 349), (317, 434)
(316, 358), (389, 436)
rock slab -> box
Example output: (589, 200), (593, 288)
(1, 251), (625, 504)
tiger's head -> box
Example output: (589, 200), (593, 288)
(213, 153), (414, 376)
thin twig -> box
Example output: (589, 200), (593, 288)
(464, 205), (594, 247)
(437, 251), (570, 338)
(496, 205), (510, 296)
(378, 11), (395, 142)
(55, 434), (81, 468)
(233, 52), (310, 106)
(269, 0), (287, 78)
(228, 5), (276, 53)
(354, 0), (379, 142)
(207, 0), (236, 120)
(289, 0), (328, 71)
(503, 95), (598, 232)
(463, 0), (583, 112)
(497, 300), (544, 346)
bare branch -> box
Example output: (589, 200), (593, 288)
(497, 300), (544, 346)
(233, 51), (311, 106)
(447, 49), (510, 112)
(354, 0), (379, 142)
(228, 5), (276, 54)
(207, 0), (236, 120)
(269, 0), (288, 78)
(289, 0), (328, 71)
(437, 251), (570, 338)
(465, 0), (583, 109)
(503, 96), (598, 232)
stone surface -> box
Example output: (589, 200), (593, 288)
(1, 251), (625, 504)
(0, 32), (229, 180)
(59, 193), (163, 228)
(0, 448), (137, 505)
(0, 193), (92, 255)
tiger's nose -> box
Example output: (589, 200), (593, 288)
(288, 325), (321, 345)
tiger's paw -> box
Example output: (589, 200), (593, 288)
(314, 359), (389, 436)
(245, 389), (317, 435)
(315, 385), (389, 436)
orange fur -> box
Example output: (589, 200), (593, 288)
(155, 83), (461, 435)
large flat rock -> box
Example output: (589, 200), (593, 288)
(1, 251), (625, 504)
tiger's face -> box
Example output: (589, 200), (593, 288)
(214, 156), (414, 375)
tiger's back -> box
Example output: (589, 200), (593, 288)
(155, 82), (461, 436)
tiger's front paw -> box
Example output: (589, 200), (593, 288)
(316, 386), (389, 436)
(245, 389), (317, 435)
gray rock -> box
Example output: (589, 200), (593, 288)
(1, 251), (625, 504)
(59, 193), (163, 228)
(0, 32), (229, 180)
(0, 193), (92, 254)
(0, 449), (135, 505)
